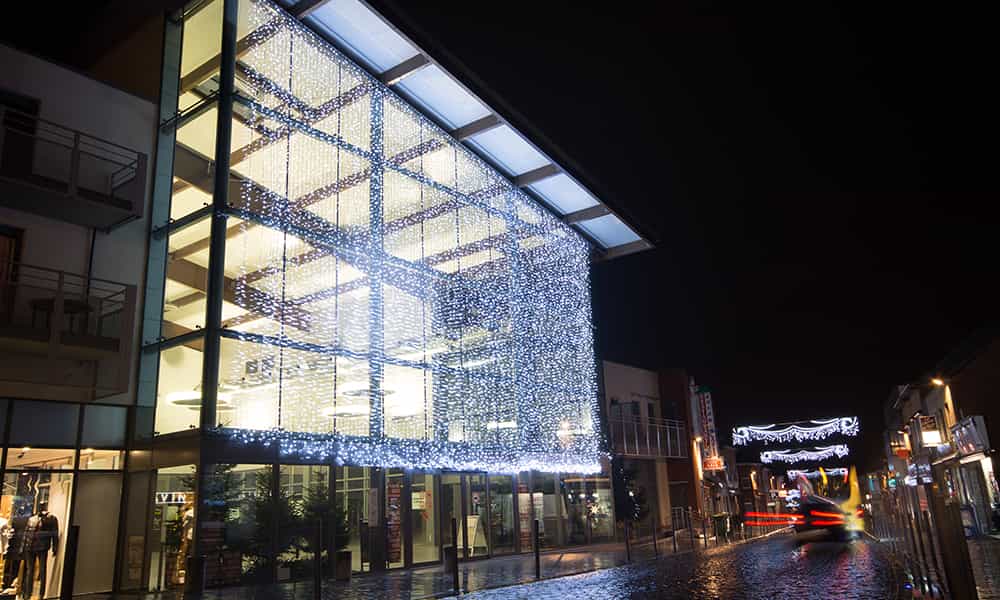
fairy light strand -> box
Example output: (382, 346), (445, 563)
(732, 417), (859, 446)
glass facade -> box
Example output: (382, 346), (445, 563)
(142, 0), (601, 474)
(119, 0), (614, 592)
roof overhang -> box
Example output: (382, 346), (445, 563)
(280, 0), (653, 260)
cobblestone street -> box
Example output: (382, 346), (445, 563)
(455, 531), (898, 600)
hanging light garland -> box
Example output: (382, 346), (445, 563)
(759, 444), (850, 464)
(203, 0), (602, 475)
(732, 417), (859, 446)
(787, 467), (848, 479)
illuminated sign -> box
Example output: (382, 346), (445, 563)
(703, 456), (725, 471)
(155, 492), (191, 505)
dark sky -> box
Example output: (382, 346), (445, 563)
(4, 2), (996, 470)
(372, 1), (998, 469)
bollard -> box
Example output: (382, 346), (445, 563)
(313, 519), (323, 600)
(652, 522), (659, 557)
(60, 525), (80, 600)
(672, 527), (678, 553)
(624, 520), (632, 562)
(533, 519), (541, 578)
(702, 515), (708, 548)
(451, 518), (460, 593)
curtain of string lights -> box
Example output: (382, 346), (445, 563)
(732, 417), (859, 446)
(759, 445), (850, 465)
(206, 0), (601, 474)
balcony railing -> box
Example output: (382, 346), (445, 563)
(0, 260), (136, 395)
(0, 104), (146, 230)
(609, 416), (688, 458)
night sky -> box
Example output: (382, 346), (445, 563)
(370, 1), (998, 470)
(4, 2), (996, 470)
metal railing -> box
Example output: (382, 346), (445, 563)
(0, 104), (146, 220)
(609, 416), (688, 458)
(0, 260), (136, 392)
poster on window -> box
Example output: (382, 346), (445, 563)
(386, 481), (402, 563)
(517, 484), (532, 549)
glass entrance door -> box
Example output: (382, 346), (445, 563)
(440, 473), (493, 561)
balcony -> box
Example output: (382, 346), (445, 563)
(0, 104), (146, 231)
(609, 416), (689, 459)
(0, 261), (136, 400)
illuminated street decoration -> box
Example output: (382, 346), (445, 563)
(759, 444), (850, 464)
(787, 467), (849, 479)
(207, 0), (602, 474)
(732, 417), (859, 446)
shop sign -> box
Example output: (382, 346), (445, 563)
(155, 491), (191, 505)
(919, 415), (943, 446)
(412, 491), (426, 510)
(951, 415), (990, 457)
(703, 456), (725, 471)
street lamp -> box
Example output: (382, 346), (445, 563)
(930, 377), (945, 387)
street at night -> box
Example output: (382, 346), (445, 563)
(460, 532), (898, 600)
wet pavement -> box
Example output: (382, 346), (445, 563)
(456, 531), (899, 600)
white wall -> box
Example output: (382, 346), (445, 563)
(0, 44), (158, 404)
(603, 360), (662, 420)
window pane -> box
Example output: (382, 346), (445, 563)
(5, 447), (75, 470)
(9, 400), (79, 446)
(155, 344), (202, 436)
(79, 449), (125, 470)
(82, 405), (127, 447)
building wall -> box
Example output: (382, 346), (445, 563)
(0, 44), (157, 404)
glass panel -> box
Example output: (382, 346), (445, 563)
(148, 465), (196, 592)
(335, 466), (371, 573)
(440, 474), (463, 558)
(465, 474), (489, 557)
(276, 464), (337, 583)
(589, 474), (615, 542)
(395, 65), (492, 130)
(79, 449), (125, 470)
(72, 472), (122, 593)
(81, 405), (127, 447)
(531, 472), (561, 549)
(411, 472), (437, 564)
(575, 214), (641, 248)
(561, 474), (588, 546)
(154, 344), (202, 436)
(199, 464), (271, 587)
(162, 216), (210, 333)
(516, 475), (533, 553)
(8, 401), (79, 447)
(385, 468), (403, 568)
(0, 398), (7, 441)
(383, 364), (432, 440)
(1, 471), (74, 598)
(527, 173), (600, 215)
(5, 448), (75, 470)
(488, 475), (515, 555)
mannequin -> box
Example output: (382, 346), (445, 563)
(1, 515), (27, 593)
(18, 505), (57, 600)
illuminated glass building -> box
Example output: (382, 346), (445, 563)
(0, 0), (650, 591)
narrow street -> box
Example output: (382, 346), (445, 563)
(456, 532), (899, 600)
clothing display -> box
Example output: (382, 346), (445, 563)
(1, 517), (26, 591)
(17, 512), (58, 600)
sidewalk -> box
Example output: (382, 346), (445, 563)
(109, 528), (773, 600)
(968, 535), (1000, 600)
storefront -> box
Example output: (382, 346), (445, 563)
(949, 416), (998, 535)
(0, 398), (126, 599)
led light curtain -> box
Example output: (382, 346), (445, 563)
(213, 0), (600, 473)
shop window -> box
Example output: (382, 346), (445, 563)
(488, 475), (515, 555)
(199, 464), (271, 587)
(8, 401), (79, 447)
(78, 449), (125, 470)
(1, 471), (74, 598)
(4, 448), (75, 470)
(147, 465), (195, 592)
(336, 466), (371, 573)
(411, 472), (438, 564)
(81, 405), (127, 448)
(385, 469), (404, 568)
(276, 465), (345, 583)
